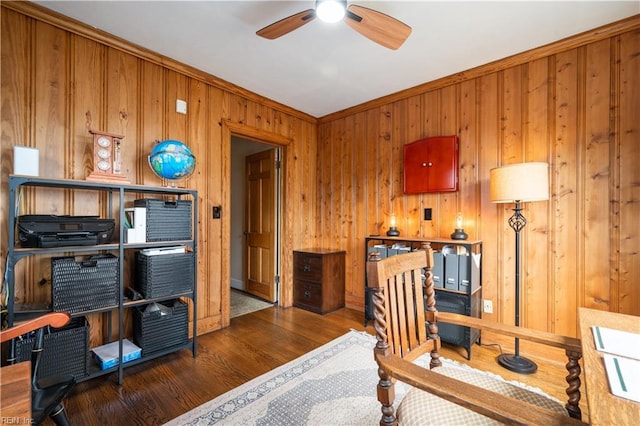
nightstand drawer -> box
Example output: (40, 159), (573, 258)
(293, 280), (323, 313)
(294, 252), (323, 282)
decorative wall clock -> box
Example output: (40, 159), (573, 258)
(86, 130), (130, 183)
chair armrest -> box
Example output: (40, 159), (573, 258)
(376, 353), (587, 425)
(437, 312), (582, 354)
(0, 312), (71, 343)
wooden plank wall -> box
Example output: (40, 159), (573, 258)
(1, 2), (637, 347)
(317, 19), (640, 338)
(0, 3), (318, 344)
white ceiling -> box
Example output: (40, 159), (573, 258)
(34, 1), (639, 118)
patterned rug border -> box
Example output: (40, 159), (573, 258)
(166, 330), (377, 425)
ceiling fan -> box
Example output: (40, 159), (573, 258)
(256, 0), (412, 50)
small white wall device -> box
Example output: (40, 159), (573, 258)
(14, 146), (40, 176)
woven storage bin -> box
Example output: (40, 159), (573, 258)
(15, 316), (89, 381)
(135, 251), (194, 298)
(51, 254), (119, 314)
(133, 299), (188, 356)
(134, 198), (192, 242)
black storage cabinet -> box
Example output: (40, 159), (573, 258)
(364, 237), (482, 359)
(434, 290), (481, 359)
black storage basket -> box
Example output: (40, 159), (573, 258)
(133, 299), (188, 356)
(134, 198), (192, 242)
(14, 316), (89, 381)
(51, 254), (119, 314)
(135, 251), (194, 298)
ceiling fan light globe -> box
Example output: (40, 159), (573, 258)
(316, 0), (346, 23)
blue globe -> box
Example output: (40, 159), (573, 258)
(148, 140), (196, 182)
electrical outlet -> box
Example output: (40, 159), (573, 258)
(483, 299), (493, 314)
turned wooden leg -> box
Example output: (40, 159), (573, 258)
(565, 349), (582, 420)
(377, 366), (396, 426)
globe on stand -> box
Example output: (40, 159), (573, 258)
(148, 140), (196, 187)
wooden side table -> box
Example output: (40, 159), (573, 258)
(293, 249), (345, 314)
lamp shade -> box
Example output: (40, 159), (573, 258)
(490, 162), (549, 203)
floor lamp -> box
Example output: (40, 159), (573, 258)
(490, 162), (549, 374)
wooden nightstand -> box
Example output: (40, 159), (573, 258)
(293, 249), (345, 314)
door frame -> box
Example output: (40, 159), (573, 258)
(221, 120), (292, 326)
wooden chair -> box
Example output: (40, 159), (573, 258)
(1, 312), (75, 425)
(367, 245), (586, 425)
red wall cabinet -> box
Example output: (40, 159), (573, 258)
(403, 135), (459, 193)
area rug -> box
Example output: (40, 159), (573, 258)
(166, 330), (396, 425)
(230, 289), (273, 318)
(165, 330), (560, 426)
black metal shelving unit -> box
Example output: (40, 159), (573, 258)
(6, 175), (198, 384)
(364, 235), (482, 359)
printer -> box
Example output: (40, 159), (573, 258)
(18, 215), (115, 248)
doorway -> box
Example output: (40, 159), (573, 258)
(230, 136), (281, 305)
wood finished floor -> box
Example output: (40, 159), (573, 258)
(55, 306), (584, 425)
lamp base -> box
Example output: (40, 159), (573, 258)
(497, 353), (537, 374)
(450, 228), (468, 240)
(386, 228), (399, 237)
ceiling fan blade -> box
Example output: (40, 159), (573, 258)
(256, 9), (316, 40)
(345, 5), (412, 50)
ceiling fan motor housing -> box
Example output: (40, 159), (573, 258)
(316, 1), (348, 23)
